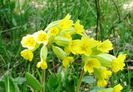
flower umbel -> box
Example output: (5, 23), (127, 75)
(20, 14), (126, 92)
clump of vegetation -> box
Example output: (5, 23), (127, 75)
(20, 14), (126, 92)
(0, 0), (133, 92)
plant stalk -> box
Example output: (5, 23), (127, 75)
(75, 69), (85, 92)
(95, 0), (100, 40)
(42, 70), (45, 92)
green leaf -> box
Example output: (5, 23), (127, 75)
(52, 46), (67, 60)
(4, 75), (20, 92)
(45, 73), (63, 92)
(25, 72), (42, 91)
(40, 45), (48, 60)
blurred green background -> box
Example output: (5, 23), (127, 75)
(0, 0), (133, 92)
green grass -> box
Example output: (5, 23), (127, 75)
(0, 0), (133, 92)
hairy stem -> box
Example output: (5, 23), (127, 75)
(75, 69), (85, 92)
(42, 70), (45, 92)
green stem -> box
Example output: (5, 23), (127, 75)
(42, 70), (45, 92)
(95, 0), (100, 40)
(75, 69), (85, 92)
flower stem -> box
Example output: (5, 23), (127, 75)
(42, 70), (45, 92)
(75, 69), (85, 92)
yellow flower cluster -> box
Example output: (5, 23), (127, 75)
(20, 14), (126, 91)
(94, 67), (112, 87)
(21, 30), (48, 70)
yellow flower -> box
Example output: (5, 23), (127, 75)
(88, 38), (101, 48)
(61, 33), (72, 40)
(101, 68), (112, 79)
(64, 46), (71, 55)
(97, 79), (107, 87)
(97, 39), (113, 53)
(95, 67), (112, 80)
(21, 35), (36, 50)
(59, 14), (73, 29)
(62, 56), (74, 68)
(66, 36), (98, 55)
(79, 36), (100, 55)
(94, 67), (112, 87)
(34, 30), (48, 44)
(49, 26), (59, 36)
(79, 36), (92, 55)
(84, 58), (101, 73)
(68, 40), (81, 54)
(111, 54), (126, 73)
(113, 84), (123, 92)
(118, 54), (126, 61)
(74, 20), (84, 34)
(37, 58), (48, 70)
(20, 49), (33, 61)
